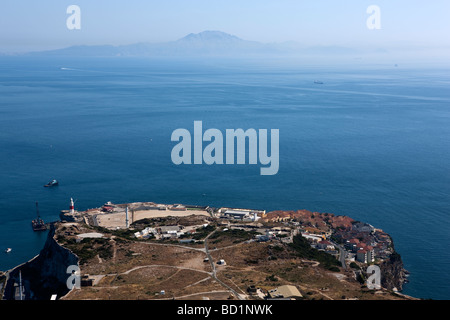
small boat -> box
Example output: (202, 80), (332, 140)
(44, 179), (59, 187)
(314, 81), (324, 84)
(32, 202), (47, 232)
(5, 248), (12, 253)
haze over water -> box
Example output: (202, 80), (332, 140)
(0, 56), (449, 300)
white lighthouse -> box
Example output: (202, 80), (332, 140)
(70, 198), (75, 213)
(125, 206), (129, 228)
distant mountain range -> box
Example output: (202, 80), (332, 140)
(26, 30), (364, 57)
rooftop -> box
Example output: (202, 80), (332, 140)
(269, 285), (303, 299)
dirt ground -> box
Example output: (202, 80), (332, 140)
(58, 221), (411, 301)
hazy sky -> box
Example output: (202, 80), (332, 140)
(1, 0), (449, 52)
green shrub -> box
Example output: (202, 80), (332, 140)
(289, 235), (340, 270)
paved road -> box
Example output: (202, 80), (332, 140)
(335, 243), (347, 270)
(204, 231), (245, 300)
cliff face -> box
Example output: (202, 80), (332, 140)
(2, 224), (79, 300)
(380, 251), (407, 291)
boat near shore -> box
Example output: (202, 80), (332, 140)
(32, 202), (47, 232)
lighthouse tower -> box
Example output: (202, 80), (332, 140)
(59, 197), (80, 222)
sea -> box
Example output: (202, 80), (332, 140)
(0, 55), (449, 300)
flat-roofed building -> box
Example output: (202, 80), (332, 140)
(356, 250), (368, 263)
(159, 226), (181, 234)
(224, 210), (249, 220)
(268, 285), (303, 299)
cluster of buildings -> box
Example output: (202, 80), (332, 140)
(263, 215), (394, 266)
(134, 224), (209, 241)
(215, 207), (265, 222)
(332, 221), (394, 263)
(345, 239), (375, 263)
(59, 198), (393, 267)
(299, 233), (340, 259)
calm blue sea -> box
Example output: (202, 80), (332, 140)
(0, 56), (449, 299)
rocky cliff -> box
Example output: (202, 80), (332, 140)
(380, 251), (407, 292)
(2, 224), (79, 300)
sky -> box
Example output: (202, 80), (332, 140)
(0, 0), (449, 53)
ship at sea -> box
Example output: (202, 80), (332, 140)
(31, 202), (47, 232)
(44, 179), (58, 187)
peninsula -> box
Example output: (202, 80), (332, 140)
(1, 199), (415, 300)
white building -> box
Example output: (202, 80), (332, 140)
(221, 209), (261, 221)
(356, 245), (375, 264)
(317, 240), (335, 251)
(159, 226), (181, 234)
(301, 233), (323, 243)
(134, 227), (157, 239)
(366, 246), (375, 263)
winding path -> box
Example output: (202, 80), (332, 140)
(204, 231), (246, 300)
